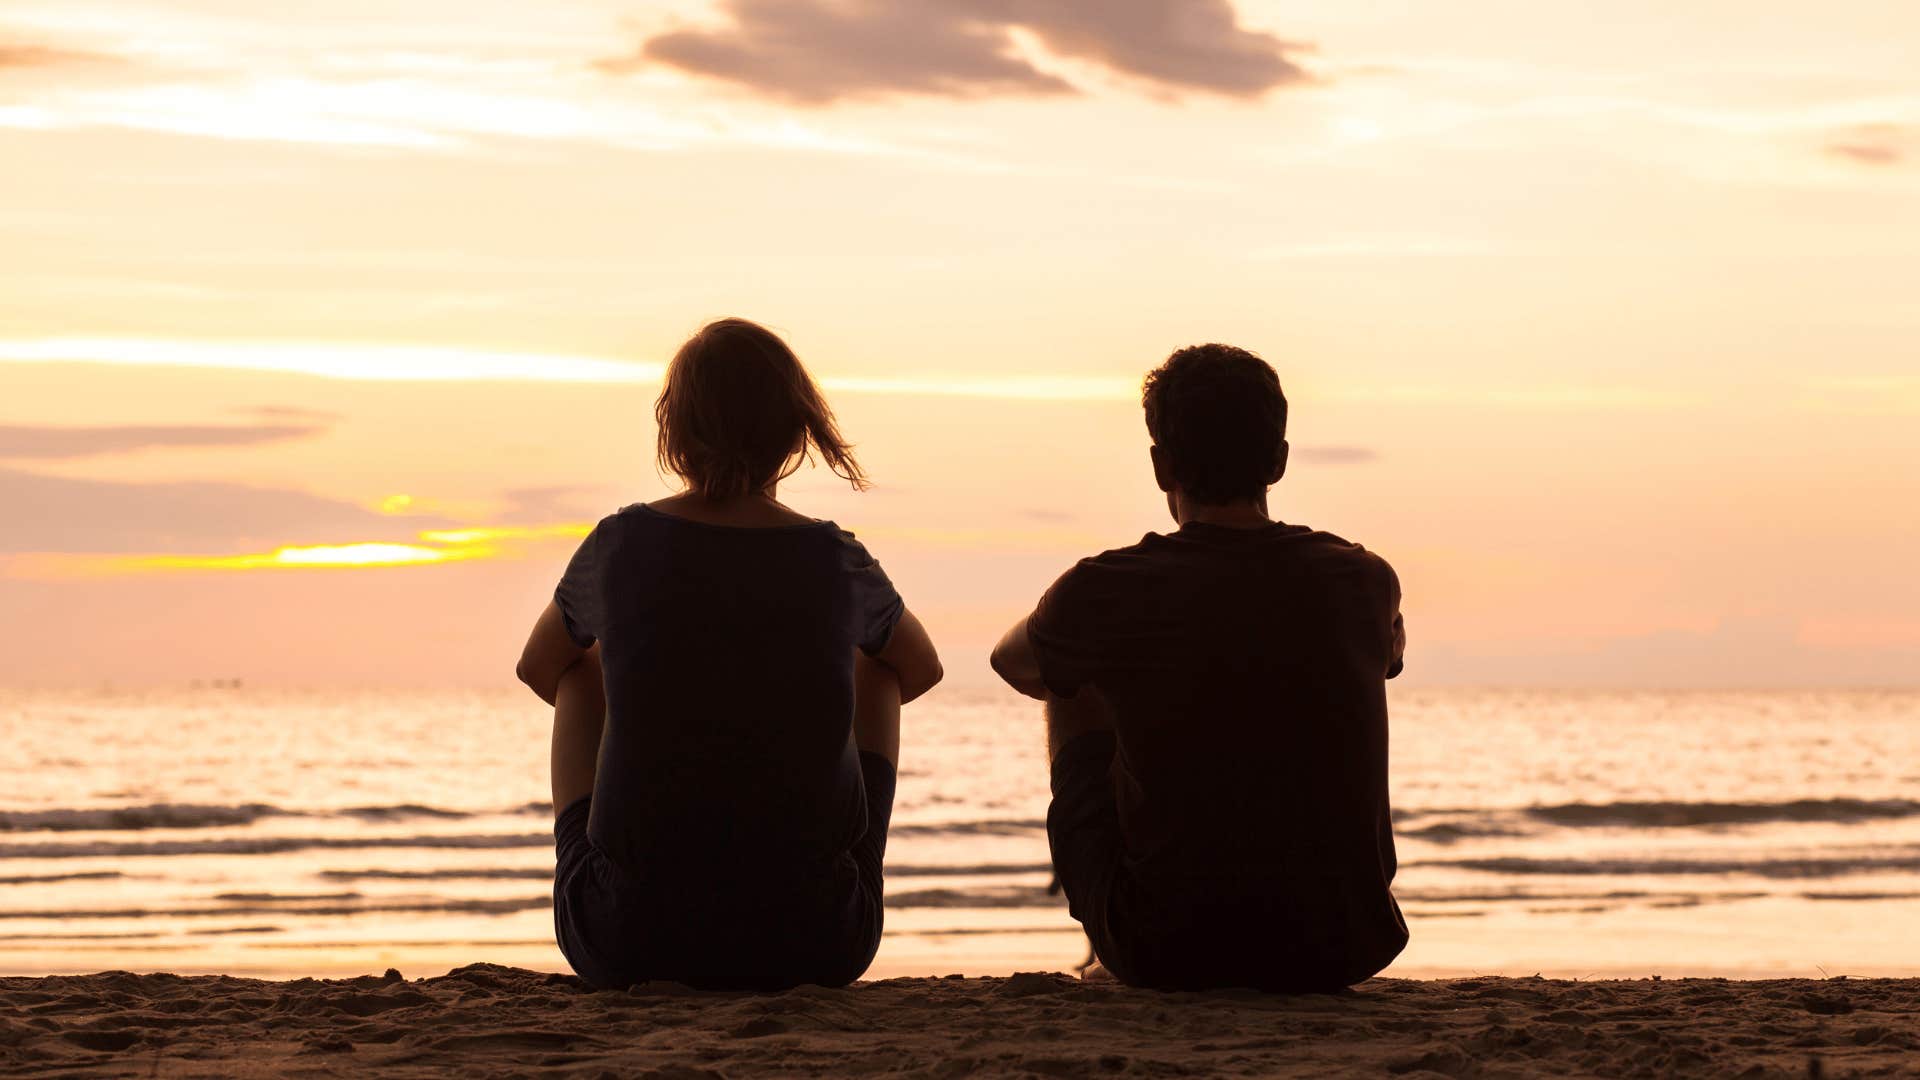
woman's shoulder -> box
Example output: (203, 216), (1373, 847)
(583, 502), (651, 539)
(600, 501), (862, 554)
(636, 495), (839, 529)
(829, 525), (892, 574)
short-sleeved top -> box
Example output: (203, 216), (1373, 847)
(553, 504), (904, 880)
(1029, 521), (1405, 899)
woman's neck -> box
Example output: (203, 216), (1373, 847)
(651, 487), (814, 527)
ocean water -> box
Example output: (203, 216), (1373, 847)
(2, 686), (1917, 980)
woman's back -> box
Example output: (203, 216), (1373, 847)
(554, 504), (903, 879)
(521, 317), (941, 989)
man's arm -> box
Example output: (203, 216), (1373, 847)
(1387, 611), (1406, 680)
(990, 616), (1049, 700)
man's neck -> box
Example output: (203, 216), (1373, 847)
(1172, 494), (1273, 530)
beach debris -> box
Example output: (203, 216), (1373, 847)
(995, 971), (1075, 998)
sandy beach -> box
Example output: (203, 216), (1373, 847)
(3, 965), (1916, 1078)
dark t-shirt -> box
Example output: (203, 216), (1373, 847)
(1028, 521), (1405, 920)
(553, 504), (904, 881)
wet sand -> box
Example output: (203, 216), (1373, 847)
(3, 964), (1916, 1077)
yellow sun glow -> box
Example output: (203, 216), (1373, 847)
(140, 542), (487, 570)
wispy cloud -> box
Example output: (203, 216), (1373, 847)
(494, 486), (618, 525)
(0, 422), (325, 460)
(1295, 446), (1379, 465)
(237, 404), (341, 423)
(1825, 123), (1910, 166)
(1248, 237), (1490, 260)
(1330, 383), (1703, 411)
(0, 40), (117, 70)
(2, 337), (1721, 413)
(0, 336), (1140, 399)
(604, 0), (1312, 105)
(0, 72), (904, 155)
(821, 373), (1136, 401)
(0, 337), (659, 383)
(1799, 374), (1920, 415)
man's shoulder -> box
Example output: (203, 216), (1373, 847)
(1293, 525), (1394, 569)
(1054, 525), (1398, 596)
(1057, 530), (1181, 578)
(1034, 533), (1171, 619)
(1293, 529), (1401, 600)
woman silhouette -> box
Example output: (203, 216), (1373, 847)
(517, 318), (942, 989)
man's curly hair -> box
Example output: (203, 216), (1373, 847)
(1142, 344), (1287, 505)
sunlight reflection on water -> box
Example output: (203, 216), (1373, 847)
(1, 686), (1917, 978)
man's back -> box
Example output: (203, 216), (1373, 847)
(994, 341), (1408, 990)
(1027, 520), (1408, 988)
(1031, 521), (1400, 874)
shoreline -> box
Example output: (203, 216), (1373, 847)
(4, 965), (1916, 1077)
(6, 955), (1918, 983)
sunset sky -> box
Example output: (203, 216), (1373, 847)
(3, 0), (1917, 688)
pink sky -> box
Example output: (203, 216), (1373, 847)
(2, 0), (1917, 687)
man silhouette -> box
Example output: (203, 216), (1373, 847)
(992, 343), (1408, 991)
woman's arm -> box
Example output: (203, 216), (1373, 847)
(851, 650), (901, 766)
(873, 607), (943, 705)
(516, 600), (588, 706)
(550, 645), (605, 810)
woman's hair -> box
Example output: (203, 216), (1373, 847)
(654, 318), (867, 498)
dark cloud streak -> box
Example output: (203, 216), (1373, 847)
(237, 405), (342, 423)
(1008, 0), (1311, 98)
(613, 0), (1073, 103)
(1824, 124), (1909, 167)
(602, 0), (1311, 104)
(0, 468), (449, 554)
(1827, 141), (1903, 166)
(0, 423), (325, 461)
(496, 485), (615, 525)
